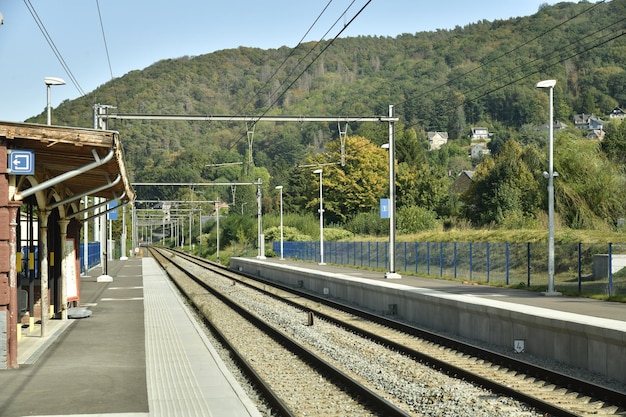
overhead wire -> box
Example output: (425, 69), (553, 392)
(234, 0), (336, 116)
(466, 28), (625, 106)
(407, 3), (624, 132)
(23, 0), (86, 96)
(95, 0), (120, 110)
(227, 0), (373, 153)
(418, 0), (607, 104)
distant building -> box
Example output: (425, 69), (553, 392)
(469, 127), (490, 141)
(450, 170), (474, 194)
(427, 131), (448, 150)
(608, 107), (625, 119)
(573, 113), (604, 131)
(469, 143), (490, 159)
(586, 129), (605, 140)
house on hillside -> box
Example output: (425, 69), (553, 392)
(469, 143), (490, 159)
(608, 107), (625, 120)
(469, 127), (490, 141)
(586, 129), (605, 140)
(427, 131), (448, 150)
(573, 113), (604, 131)
(450, 170), (474, 194)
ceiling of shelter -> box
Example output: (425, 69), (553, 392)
(0, 122), (134, 207)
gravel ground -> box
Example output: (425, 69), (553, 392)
(178, 259), (550, 417)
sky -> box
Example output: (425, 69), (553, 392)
(0, 0), (570, 123)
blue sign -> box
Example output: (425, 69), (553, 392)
(8, 150), (35, 175)
(380, 198), (390, 219)
(107, 201), (118, 220)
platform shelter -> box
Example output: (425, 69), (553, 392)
(0, 121), (134, 368)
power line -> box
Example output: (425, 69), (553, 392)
(95, 0), (120, 109)
(419, 0), (607, 103)
(405, 4), (624, 131)
(235, 0), (336, 116)
(228, 0), (373, 153)
(23, 0), (85, 96)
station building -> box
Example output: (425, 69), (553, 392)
(0, 121), (134, 368)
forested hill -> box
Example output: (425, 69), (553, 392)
(29, 1), (626, 229)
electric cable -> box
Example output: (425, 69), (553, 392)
(95, 0), (120, 109)
(24, 0), (86, 96)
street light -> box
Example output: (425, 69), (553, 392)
(535, 79), (560, 296)
(44, 76), (65, 125)
(383, 105), (401, 279)
(313, 169), (325, 265)
(275, 186), (284, 260)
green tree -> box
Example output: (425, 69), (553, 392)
(600, 120), (626, 166)
(303, 135), (388, 223)
(461, 139), (542, 226)
(556, 133), (626, 229)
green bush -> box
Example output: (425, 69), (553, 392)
(346, 211), (389, 236)
(264, 226), (312, 242)
(323, 228), (354, 241)
(397, 205), (439, 233)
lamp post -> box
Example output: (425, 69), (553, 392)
(275, 186), (284, 260)
(535, 79), (559, 295)
(45, 77), (65, 125)
(313, 169), (325, 265)
(383, 105), (401, 279)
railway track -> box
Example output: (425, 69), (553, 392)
(151, 247), (626, 417)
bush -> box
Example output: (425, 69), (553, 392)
(397, 205), (439, 233)
(346, 211), (389, 236)
(323, 228), (354, 241)
(264, 226), (312, 242)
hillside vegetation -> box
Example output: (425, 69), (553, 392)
(31, 1), (626, 248)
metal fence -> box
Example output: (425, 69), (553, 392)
(273, 241), (626, 297)
(79, 242), (101, 273)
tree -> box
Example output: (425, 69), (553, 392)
(461, 139), (542, 226)
(303, 136), (388, 223)
(556, 133), (626, 228)
(600, 120), (626, 166)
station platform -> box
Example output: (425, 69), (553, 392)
(231, 256), (626, 387)
(0, 257), (262, 417)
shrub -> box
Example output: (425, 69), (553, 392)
(323, 228), (354, 241)
(346, 211), (389, 236)
(397, 205), (439, 233)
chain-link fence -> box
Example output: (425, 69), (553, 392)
(274, 241), (626, 297)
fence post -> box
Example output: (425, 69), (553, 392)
(487, 242), (491, 283)
(609, 242), (613, 296)
(415, 242), (419, 274)
(578, 242), (582, 293)
(454, 242), (457, 279)
(439, 242), (443, 277)
(527, 242), (531, 287)
(505, 242), (510, 285)
(427, 242), (431, 276)
(469, 242), (473, 281)
(404, 242), (407, 272)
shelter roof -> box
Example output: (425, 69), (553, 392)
(0, 121), (134, 204)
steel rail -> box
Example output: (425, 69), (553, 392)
(151, 247), (411, 417)
(167, 248), (626, 417)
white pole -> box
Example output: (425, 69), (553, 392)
(276, 186), (284, 260)
(386, 105), (401, 278)
(535, 79), (559, 295)
(313, 169), (325, 265)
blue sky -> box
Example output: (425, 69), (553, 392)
(0, 0), (568, 123)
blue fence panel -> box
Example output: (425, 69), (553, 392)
(270, 240), (626, 296)
(78, 241), (101, 272)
